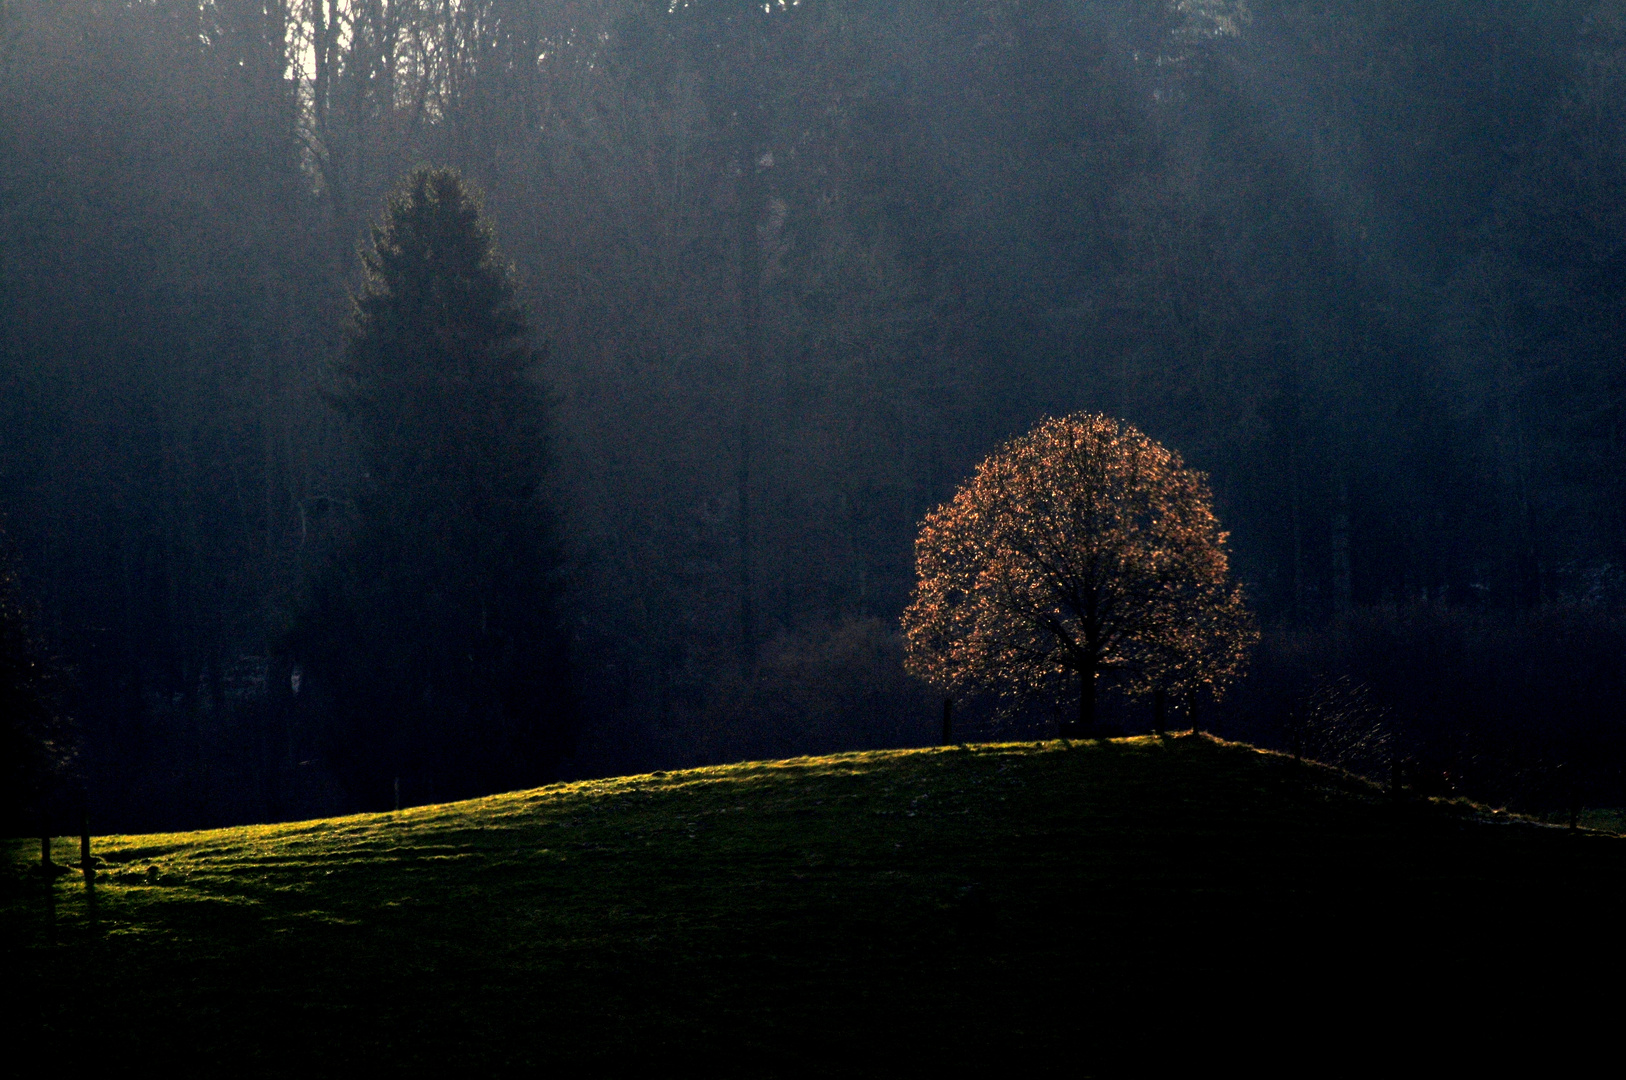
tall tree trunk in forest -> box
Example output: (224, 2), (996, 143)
(1332, 480), (1352, 613)
(1288, 418), (1305, 621)
(734, 132), (766, 674)
(1271, 335), (1307, 622)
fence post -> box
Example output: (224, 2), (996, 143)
(80, 811), (94, 886)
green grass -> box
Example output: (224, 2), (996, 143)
(7, 735), (1625, 1071)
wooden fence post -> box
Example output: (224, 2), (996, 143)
(80, 811), (94, 886)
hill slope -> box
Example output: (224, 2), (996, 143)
(7, 735), (1624, 1070)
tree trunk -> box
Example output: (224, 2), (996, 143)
(1076, 668), (1096, 738)
(1153, 686), (1167, 736)
(1332, 480), (1352, 614)
(734, 135), (765, 675)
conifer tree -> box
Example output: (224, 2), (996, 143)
(291, 168), (572, 807)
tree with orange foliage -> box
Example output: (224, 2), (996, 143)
(902, 414), (1255, 736)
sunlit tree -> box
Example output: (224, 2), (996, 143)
(902, 413), (1255, 735)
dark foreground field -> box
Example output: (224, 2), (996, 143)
(6, 735), (1624, 1072)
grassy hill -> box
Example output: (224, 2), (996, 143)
(7, 735), (1625, 1071)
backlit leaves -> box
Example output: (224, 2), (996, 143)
(902, 413), (1255, 709)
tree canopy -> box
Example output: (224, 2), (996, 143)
(902, 414), (1255, 735)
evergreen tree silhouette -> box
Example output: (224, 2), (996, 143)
(291, 168), (572, 807)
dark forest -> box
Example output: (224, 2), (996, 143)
(4, 0), (1626, 832)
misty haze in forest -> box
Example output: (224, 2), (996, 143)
(4, 0), (1626, 832)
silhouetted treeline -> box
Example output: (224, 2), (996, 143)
(1218, 604), (1626, 815)
(3, 0), (1624, 829)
